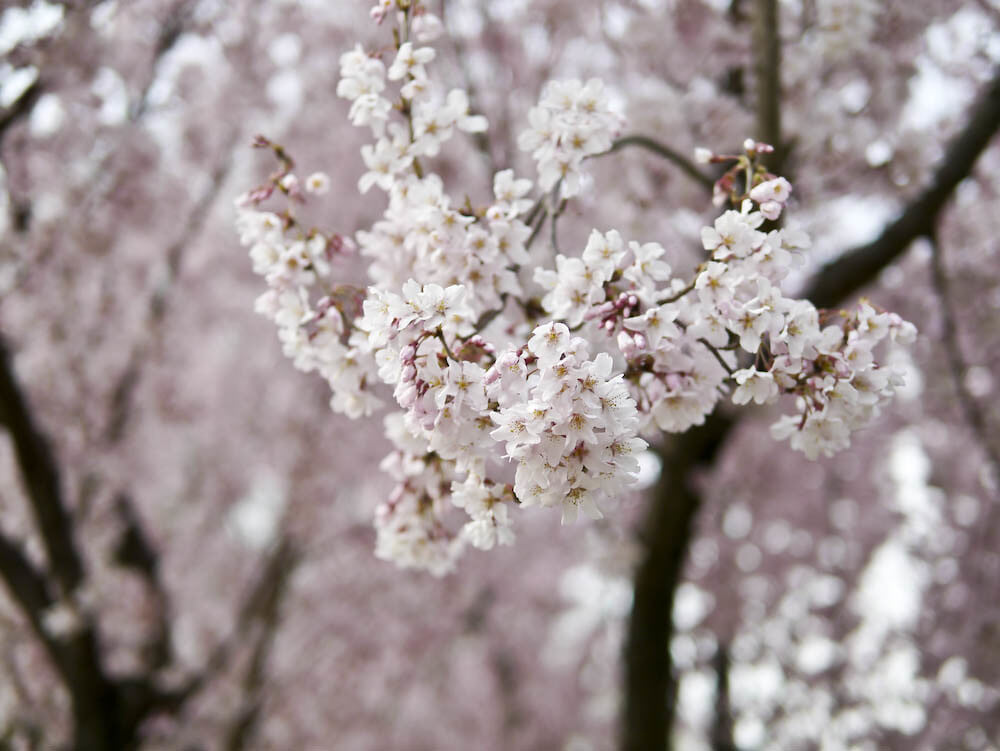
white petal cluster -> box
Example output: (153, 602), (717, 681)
(518, 78), (620, 197)
(239, 9), (917, 574)
(528, 193), (913, 459)
(336, 44), (391, 137)
(235, 205), (382, 420)
(340, 35), (486, 190)
(356, 174), (529, 308)
(374, 415), (464, 576)
(491, 324), (647, 524)
(535, 229), (671, 328)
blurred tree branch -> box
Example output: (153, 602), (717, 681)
(0, 337), (84, 596)
(222, 539), (298, 751)
(752, 0), (783, 167)
(805, 67), (1000, 308)
(621, 47), (1000, 751)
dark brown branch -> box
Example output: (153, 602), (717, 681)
(165, 539), (298, 714)
(752, 0), (783, 168)
(113, 493), (171, 671)
(710, 642), (737, 751)
(0, 342), (137, 750)
(623, 9), (785, 748)
(0, 527), (55, 644)
(805, 67), (1000, 309)
(621, 68), (1000, 749)
(222, 539), (297, 751)
(0, 80), (43, 146)
(622, 64), (1000, 747)
(0, 528), (129, 750)
(601, 135), (714, 191)
(622, 414), (733, 751)
(0, 336), (84, 595)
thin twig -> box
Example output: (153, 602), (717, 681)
(699, 338), (736, 376)
(524, 202), (549, 251)
(597, 135), (714, 191)
(657, 278), (698, 306)
(436, 329), (458, 361)
(550, 196), (567, 255)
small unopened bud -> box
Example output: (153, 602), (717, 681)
(759, 200), (782, 221)
(245, 185), (274, 204)
(694, 147), (713, 164)
(617, 331), (636, 358)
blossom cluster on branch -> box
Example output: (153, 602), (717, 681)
(234, 0), (915, 575)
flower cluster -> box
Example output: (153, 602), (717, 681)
(236, 4), (915, 574)
(235, 197), (383, 420)
(517, 78), (621, 197)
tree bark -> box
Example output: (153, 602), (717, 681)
(622, 415), (733, 751)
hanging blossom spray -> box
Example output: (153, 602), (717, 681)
(234, 0), (916, 575)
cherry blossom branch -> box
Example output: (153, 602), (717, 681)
(600, 135), (714, 191)
(657, 277), (697, 305)
(436, 328), (458, 360)
(524, 199), (549, 250)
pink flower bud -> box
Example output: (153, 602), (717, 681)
(617, 331), (638, 358)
